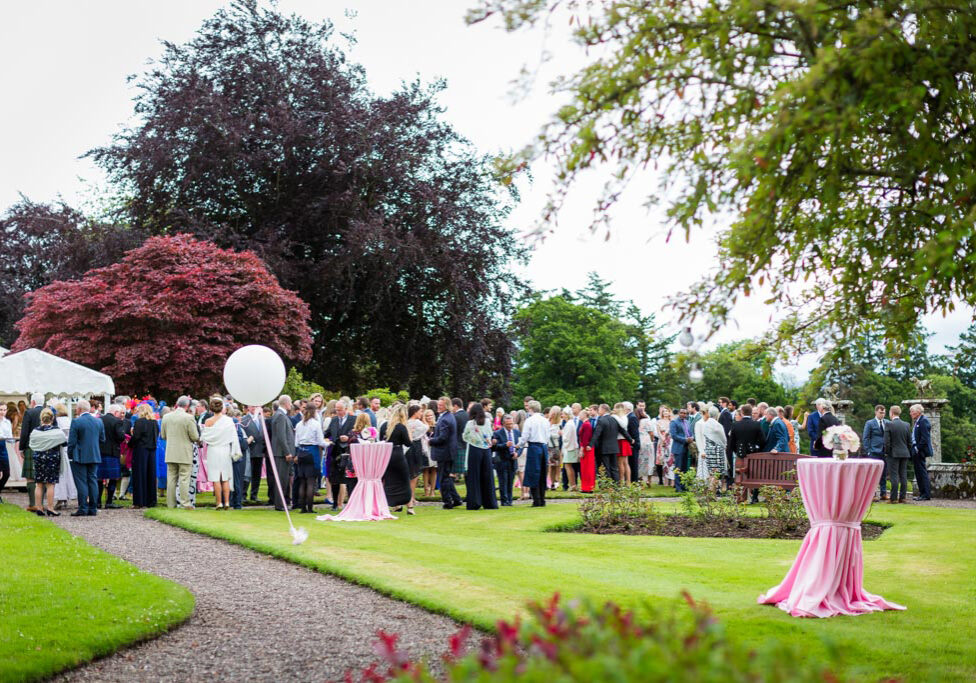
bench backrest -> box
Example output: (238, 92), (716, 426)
(736, 452), (811, 487)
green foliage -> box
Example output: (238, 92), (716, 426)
(372, 593), (842, 683)
(944, 322), (976, 389)
(0, 504), (194, 681)
(926, 374), (976, 462)
(473, 1), (976, 363)
(363, 387), (411, 407)
(660, 342), (797, 409)
(512, 295), (640, 406)
(281, 367), (332, 403)
(579, 476), (663, 533)
(758, 479), (807, 537)
(148, 501), (976, 680)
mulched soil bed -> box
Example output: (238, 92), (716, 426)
(566, 517), (887, 540)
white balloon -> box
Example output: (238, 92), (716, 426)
(223, 345), (286, 406)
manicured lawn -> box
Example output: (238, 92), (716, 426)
(0, 504), (194, 682)
(147, 501), (976, 682)
(119, 479), (677, 508)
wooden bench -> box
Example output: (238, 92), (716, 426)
(734, 452), (811, 500)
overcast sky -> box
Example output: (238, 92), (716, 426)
(2, 1), (971, 381)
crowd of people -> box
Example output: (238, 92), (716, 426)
(0, 390), (935, 514)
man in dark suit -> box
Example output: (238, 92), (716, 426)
(625, 402), (640, 486)
(909, 404), (933, 501)
(67, 399), (106, 516)
(241, 407), (268, 503)
(325, 400), (355, 510)
(270, 394), (296, 511)
(728, 404), (764, 503)
(862, 404), (889, 500)
(491, 415), (520, 506)
(429, 406), (462, 508)
(883, 405), (912, 503)
(451, 398), (469, 484)
(589, 404), (621, 483)
(98, 404), (128, 508)
(669, 407), (693, 492)
(813, 403), (840, 457)
(18, 392), (45, 511)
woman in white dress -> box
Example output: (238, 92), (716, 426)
(637, 407), (655, 485)
(694, 406), (728, 484)
(0, 403), (15, 503)
(52, 403), (76, 509)
(560, 407), (580, 491)
(420, 409), (437, 497)
(200, 398), (242, 510)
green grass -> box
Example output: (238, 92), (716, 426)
(118, 478), (678, 508)
(147, 500), (976, 682)
(0, 504), (194, 682)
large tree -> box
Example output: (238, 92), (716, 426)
(12, 234), (311, 395)
(89, 0), (523, 396)
(512, 295), (639, 407)
(471, 1), (976, 359)
(0, 199), (144, 347)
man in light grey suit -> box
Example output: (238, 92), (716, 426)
(162, 396), (201, 508)
(883, 405), (911, 503)
(270, 394), (296, 511)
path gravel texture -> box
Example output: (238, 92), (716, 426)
(3, 494), (462, 682)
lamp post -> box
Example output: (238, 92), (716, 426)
(679, 326), (705, 383)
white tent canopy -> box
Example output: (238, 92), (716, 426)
(0, 348), (115, 397)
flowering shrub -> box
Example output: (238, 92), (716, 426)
(348, 593), (842, 682)
(578, 476), (663, 533)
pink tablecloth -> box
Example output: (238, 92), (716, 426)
(758, 458), (905, 618)
(316, 442), (396, 522)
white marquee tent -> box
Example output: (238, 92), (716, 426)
(1, 349), (115, 489)
(0, 348), (115, 397)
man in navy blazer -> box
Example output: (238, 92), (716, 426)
(669, 407), (693, 492)
(807, 399), (827, 456)
(429, 403), (462, 508)
(68, 399), (106, 516)
(763, 408), (790, 452)
(909, 404), (932, 501)
(491, 415), (520, 506)
(862, 405), (889, 500)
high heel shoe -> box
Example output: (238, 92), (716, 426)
(45, 509), (60, 517)
(407, 507), (415, 516)
(33, 508), (46, 517)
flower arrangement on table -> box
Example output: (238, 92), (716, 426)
(822, 425), (860, 459)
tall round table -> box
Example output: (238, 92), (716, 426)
(758, 458), (906, 617)
(316, 442), (396, 522)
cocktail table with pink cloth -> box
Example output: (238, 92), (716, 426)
(316, 442), (396, 522)
(758, 458), (906, 618)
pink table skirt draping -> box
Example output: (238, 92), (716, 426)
(317, 442), (396, 522)
(758, 458), (905, 617)
(196, 444), (213, 492)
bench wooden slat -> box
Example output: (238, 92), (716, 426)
(734, 452), (811, 501)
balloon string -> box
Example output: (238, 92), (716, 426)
(259, 410), (297, 533)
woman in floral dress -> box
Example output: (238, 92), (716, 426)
(655, 405), (673, 486)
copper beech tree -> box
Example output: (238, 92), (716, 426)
(12, 234), (312, 395)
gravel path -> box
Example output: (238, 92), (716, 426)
(7, 493), (461, 682)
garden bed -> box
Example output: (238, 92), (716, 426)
(551, 516), (887, 540)
(559, 475), (889, 540)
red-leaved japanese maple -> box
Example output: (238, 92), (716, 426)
(12, 234), (311, 395)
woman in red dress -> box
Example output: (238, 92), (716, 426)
(577, 405), (596, 493)
(613, 403), (633, 485)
